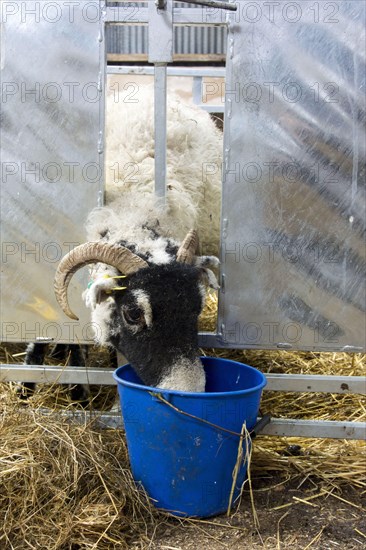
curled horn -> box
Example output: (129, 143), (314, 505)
(54, 242), (148, 320)
(176, 229), (199, 264)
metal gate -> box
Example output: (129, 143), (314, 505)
(1, 0), (104, 343)
(1, 1), (365, 439)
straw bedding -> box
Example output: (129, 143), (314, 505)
(0, 295), (365, 549)
(0, 386), (163, 549)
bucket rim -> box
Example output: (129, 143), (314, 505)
(113, 356), (267, 397)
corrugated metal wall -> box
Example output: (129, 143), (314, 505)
(106, 2), (227, 56)
(107, 24), (147, 55)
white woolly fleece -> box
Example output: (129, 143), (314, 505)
(100, 85), (222, 256)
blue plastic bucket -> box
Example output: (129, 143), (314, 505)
(113, 356), (266, 517)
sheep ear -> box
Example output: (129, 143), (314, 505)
(195, 256), (220, 290)
(194, 255), (220, 271)
(82, 276), (119, 310)
(198, 267), (220, 290)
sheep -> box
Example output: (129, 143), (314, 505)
(104, 85), (221, 255)
(51, 86), (223, 393)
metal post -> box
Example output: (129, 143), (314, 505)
(148, 0), (173, 202)
(153, 64), (168, 199)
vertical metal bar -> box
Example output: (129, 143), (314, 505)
(148, 0), (173, 201)
(154, 64), (168, 200)
(192, 76), (202, 105)
(99, 0), (107, 207)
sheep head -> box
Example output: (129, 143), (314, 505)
(54, 230), (218, 392)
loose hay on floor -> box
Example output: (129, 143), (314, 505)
(0, 385), (164, 550)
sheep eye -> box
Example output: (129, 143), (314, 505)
(122, 305), (145, 325)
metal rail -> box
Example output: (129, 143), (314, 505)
(105, 7), (227, 24)
(1, 367), (365, 439)
(107, 66), (225, 77)
(261, 419), (366, 440)
(174, 0), (237, 11)
(1, 365), (365, 395)
(15, 407), (364, 440)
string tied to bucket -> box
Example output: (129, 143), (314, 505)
(149, 392), (271, 520)
(149, 392), (270, 439)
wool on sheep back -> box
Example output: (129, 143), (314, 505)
(102, 86), (222, 256)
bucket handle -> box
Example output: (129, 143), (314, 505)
(149, 391), (271, 439)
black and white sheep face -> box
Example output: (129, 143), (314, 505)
(104, 263), (207, 392)
(54, 230), (219, 392)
